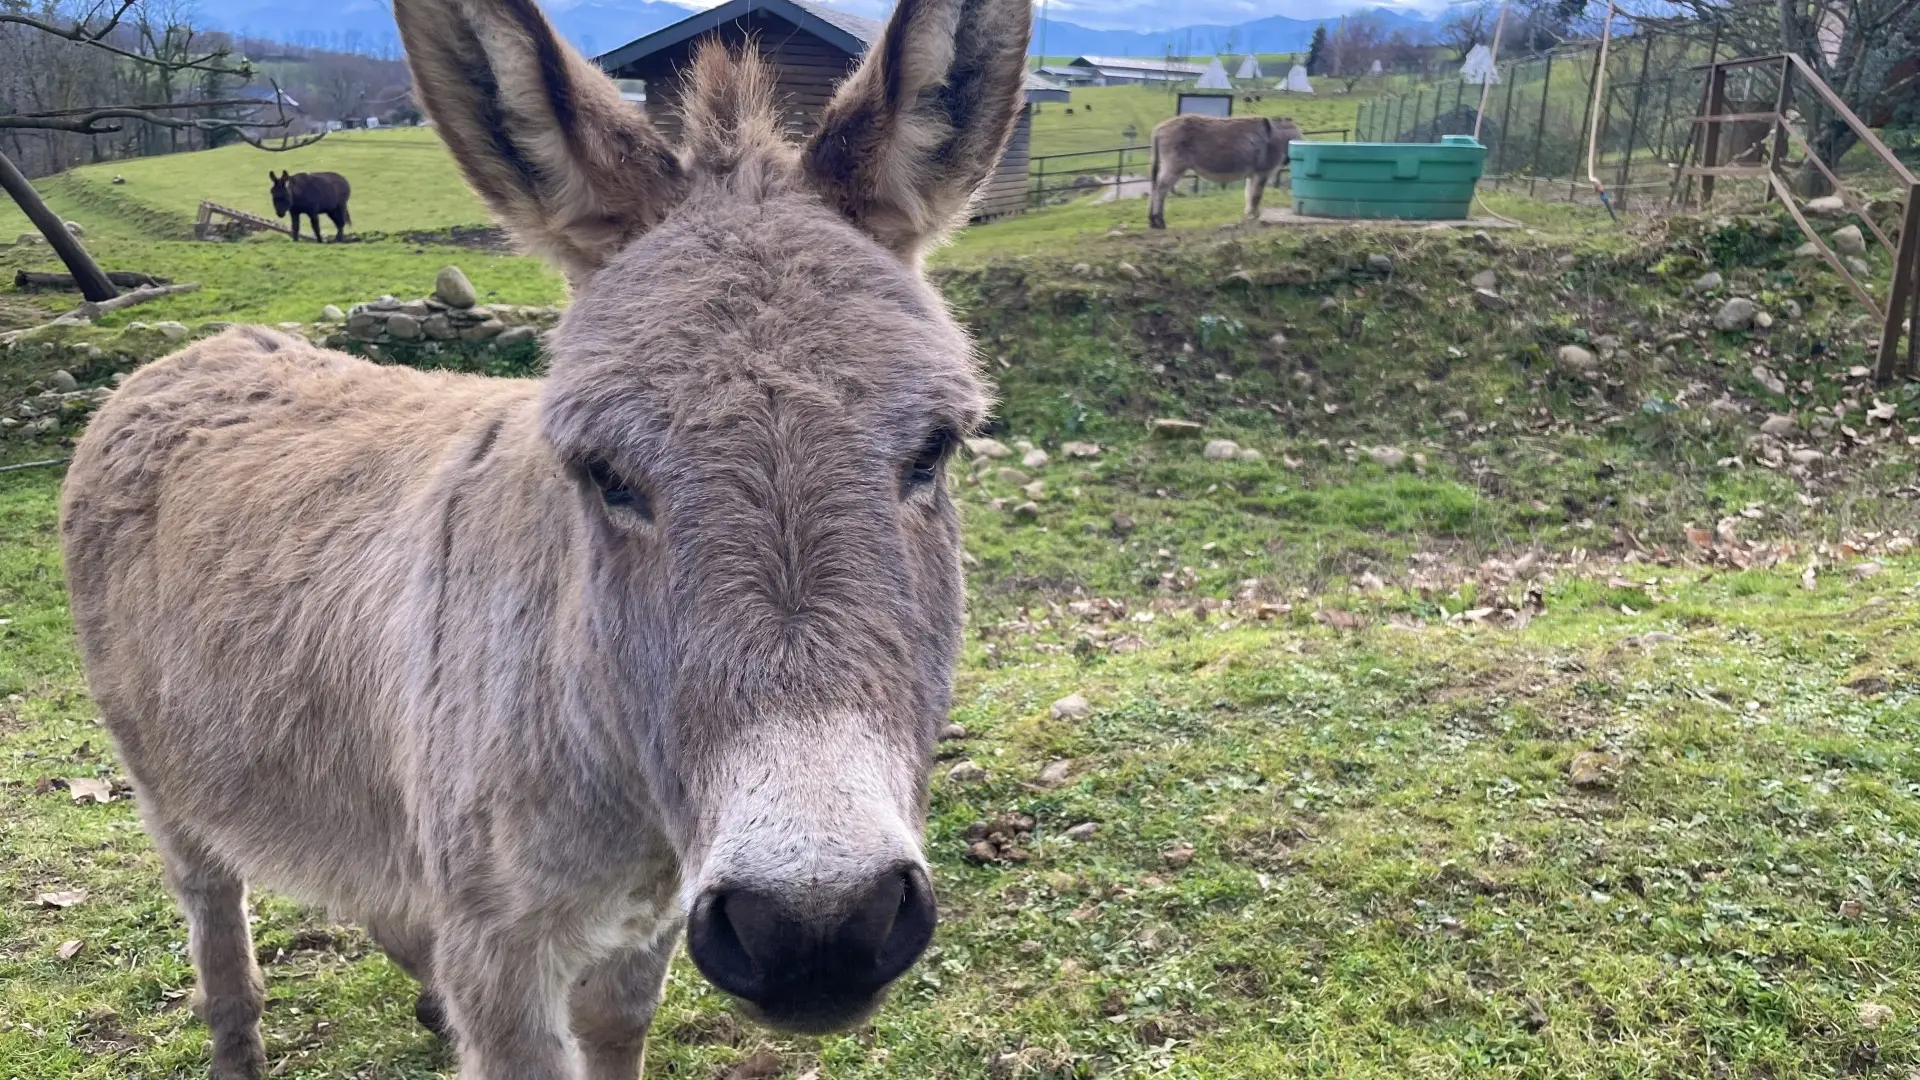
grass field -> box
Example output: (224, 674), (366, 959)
(5, 103), (1920, 1080)
(1029, 83), (1380, 159)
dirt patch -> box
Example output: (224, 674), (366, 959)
(394, 225), (515, 252)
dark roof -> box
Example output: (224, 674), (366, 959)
(594, 0), (875, 72)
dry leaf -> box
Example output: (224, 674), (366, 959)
(67, 778), (113, 804)
(36, 889), (88, 909)
(56, 939), (85, 960)
(1685, 526), (1713, 552)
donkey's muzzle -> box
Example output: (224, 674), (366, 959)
(685, 864), (937, 1033)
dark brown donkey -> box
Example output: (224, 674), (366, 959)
(60, 0), (1028, 1075)
(269, 170), (351, 241)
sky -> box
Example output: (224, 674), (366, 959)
(648, 0), (1450, 30)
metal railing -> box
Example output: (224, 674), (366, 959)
(1028, 128), (1350, 208)
(1678, 52), (1919, 382)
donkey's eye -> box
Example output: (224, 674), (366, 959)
(905, 428), (957, 494)
(584, 458), (651, 519)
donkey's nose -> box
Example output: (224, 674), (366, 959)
(686, 864), (937, 1033)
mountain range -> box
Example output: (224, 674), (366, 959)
(207, 0), (1436, 60)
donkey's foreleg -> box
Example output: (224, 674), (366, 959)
(435, 920), (583, 1080)
(570, 936), (676, 1080)
(152, 819), (267, 1080)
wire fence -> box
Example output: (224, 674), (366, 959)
(1355, 31), (1726, 210)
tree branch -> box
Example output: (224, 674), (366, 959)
(0, 5), (254, 78)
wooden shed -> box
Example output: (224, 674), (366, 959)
(595, 0), (1065, 221)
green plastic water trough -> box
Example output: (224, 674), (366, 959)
(1289, 135), (1488, 220)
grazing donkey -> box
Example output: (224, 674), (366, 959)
(1147, 113), (1304, 228)
(59, 0), (1029, 1074)
(269, 170), (352, 242)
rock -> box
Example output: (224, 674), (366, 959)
(1556, 253), (1577, 268)
(965, 437), (1012, 459)
(1846, 255), (1873, 278)
(1021, 448), (1050, 469)
(48, 369), (78, 393)
(1754, 310), (1774, 330)
(1318, 296), (1339, 314)
(994, 468), (1032, 487)
(422, 314), (456, 340)
(1116, 261), (1144, 281)
(1713, 298), (1759, 332)
(1804, 194), (1846, 217)
(319, 304), (346, 322)
(1150, 418), (1203, 438)
(347, 309), (385, 332)
(1011, 501), (1040, 520)
(25, 416), (60, 436)
(1223, 270), (1256, 288)
(63, 220), (84, 237)
(1072, 262), (1092, 275)
(1202, 439), (1241, 461)
(1236, 447), (1263, 462)
(1268, 331), (1288, 347)
(397, 299), (431, 319)
(385, 313), (424, 341)
(1568, 750), (1616, 790)
(1064, 822), (1099, 841)
(1050, 692), (1091, 721)
(1470, 269), (1497, 290)
(151, 321), (190, 341)
(1473, 288), (1508, 311)
(1366, 253), (1394, 275)
(1110, 512), (1135, 535)
(1692, 270), (1723, 291)
(1368, 446), (1408, 468)
(457, 319), (504, 342)
(1790, 448), (1824, 464)
(1851, 561), (1883, 578)
(946, 760), (986, 784)
(1783, 299), (1802, 320)
(495, 325), (538, 348)
(1760, 413), (1795, 437)
(1830, 224), (1867, 256)
(434, 265), (478, 309)
(937, 723), (967, 741)
(1794, 241), (1822, 259)
(1556, 344), (1597, 377)
(1022, 481), (1046, 500)
(369, 295), (400, 311)
(15, 233), (42, 246)
(1034, 760), (1073, 788)
(1061, 441), (1100, 458)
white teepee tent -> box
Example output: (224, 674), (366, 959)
(1283, 64), (1314, 93)
(1196, 57), (1233, 90)
(1235, 54), (1262, 79)
(1461, 44), (1500, 85)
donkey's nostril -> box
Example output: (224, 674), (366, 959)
(685, 866), (938, 1033)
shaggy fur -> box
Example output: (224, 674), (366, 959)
(58, 0), (1029, 1076)
(1147, 113), (1304, 229)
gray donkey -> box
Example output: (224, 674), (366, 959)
(56, 0), (1029, 1074)
(1147, 113), (1303, 229)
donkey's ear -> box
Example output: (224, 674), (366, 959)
(804, 0), (1029, 259)
(394, 0), (685, 280)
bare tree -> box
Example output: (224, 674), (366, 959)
(1438, 0), (1493, 59)
(1, 0), (318, 299)
(1327, 13), (1389, 90)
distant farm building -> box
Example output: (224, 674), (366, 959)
(596, 0), (1065, 220)
(1065, 55), (1211, 85)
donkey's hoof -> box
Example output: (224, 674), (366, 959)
(414, 989), (450, 1040)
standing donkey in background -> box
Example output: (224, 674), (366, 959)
(1147, 113), (1303, 229)
(269, 170), (353, 242)
(60, 0), (1029, 1074)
